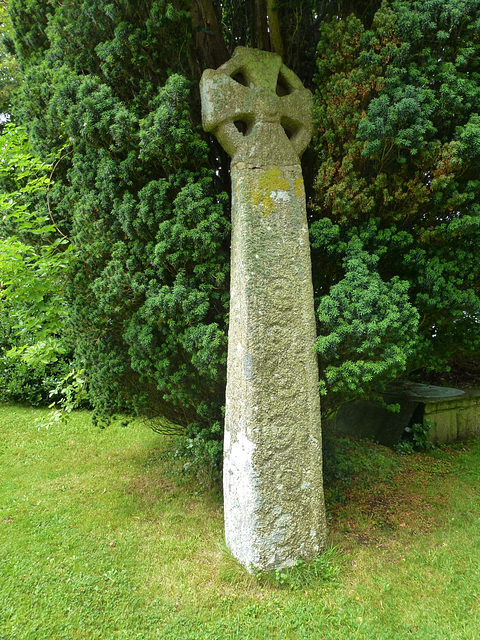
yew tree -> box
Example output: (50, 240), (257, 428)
(5, 0), (480, 466)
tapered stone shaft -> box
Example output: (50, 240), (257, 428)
(200, 47), (326, 571)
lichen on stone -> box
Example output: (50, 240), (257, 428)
(294, 177), (304, 199)
(249, 166), (291, 216)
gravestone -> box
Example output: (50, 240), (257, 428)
(200, 47), (326, 572)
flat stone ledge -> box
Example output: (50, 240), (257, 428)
(332, 384), (480, 446)
(387, 382), (465, 402)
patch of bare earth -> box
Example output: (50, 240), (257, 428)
(329, 452), (457, 550)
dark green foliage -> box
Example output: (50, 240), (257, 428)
(395, 418), (435, 454)
(8, 1), (230, 455)
(311, 0), (480, 410)
(322, 431), (400, 505)
(5, 0), (480, 473)
(315, 235), (419, 414)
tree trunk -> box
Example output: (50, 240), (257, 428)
(248, 0), (270, 50)
(266, 0), (284, 57)
(190, 0), (229, 72)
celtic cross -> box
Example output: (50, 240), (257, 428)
(200, 48), (326, 572)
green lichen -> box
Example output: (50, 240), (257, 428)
(249, 166), (291, 216)
(294, 177), (304, 199)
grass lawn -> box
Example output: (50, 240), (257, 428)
(1, 404), (480, 639)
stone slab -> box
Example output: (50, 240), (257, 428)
(333, 384), (480, 446)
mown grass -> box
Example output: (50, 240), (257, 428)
(1, 404), (480, 639)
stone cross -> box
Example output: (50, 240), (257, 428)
(200, 47), (326, 572)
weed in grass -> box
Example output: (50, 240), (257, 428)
(395, 418), (435, 454)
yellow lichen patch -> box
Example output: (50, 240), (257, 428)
(295, 177), (304, 198)
(249, 166), (291, 216)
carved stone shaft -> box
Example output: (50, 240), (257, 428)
(201, 47), (326, 571)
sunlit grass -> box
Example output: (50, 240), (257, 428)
(1, 404), (480, 639)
